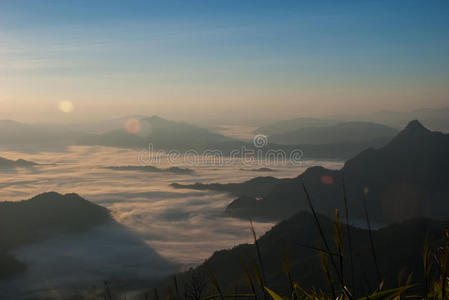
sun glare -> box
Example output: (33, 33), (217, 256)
(58, 101), (74, 113)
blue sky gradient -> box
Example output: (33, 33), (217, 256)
(0, 0), (448, 122)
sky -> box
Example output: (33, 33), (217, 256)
(0, 0), (448, 124)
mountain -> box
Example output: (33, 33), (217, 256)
(0, 156), (38, 170)
(80, 115), (233, 150)
(0, 192), (111, 251)
(106, 165), (194, 174)
(0, 116), (150, 151)
(183, 138), (368, 160)
(154, 211), (448, 297)
(173, 121), (449, 223)
(268, 122), (398, 145)
(0, 192), (112, 279)
(241, 167), (276, 172)
(171, 176), (287, 198)
(0, 253), (26, 279)
(255, 117), (338, 135)
(0, 116), (234, 153)
(287, 138), (392, 160)
(332, 107), (449, 132)
(0, 117), (391, 160)
(255, 106), (449, 138)
(0, 119), (86, 152)
(38, 115), (147, 134)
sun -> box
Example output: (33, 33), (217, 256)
(58, 101), (74, 113)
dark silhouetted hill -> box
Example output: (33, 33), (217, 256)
(173, 121), (449, 223)
(0, 192), (111, 251)
(229, 121), (449, 222)
(0, 156), (38, 170)
(171, 176), (287, 198)
(0, 252), (26, 279)
(0, 192), (112, 279)
(155, 211), (448, 296)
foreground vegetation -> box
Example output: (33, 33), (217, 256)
(5, 183), (447, 300)
(137, 180), (449, 300)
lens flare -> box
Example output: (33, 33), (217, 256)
(58, 101), (74, 113)
(124, 119), (142, 134)
(320, 175), (334, 185)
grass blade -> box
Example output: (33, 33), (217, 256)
(363, 192), (382, 285)
(299, 179), (343, 286)
(342, 173), (355, 291)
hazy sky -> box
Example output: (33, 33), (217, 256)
(0, 0), (448, 123)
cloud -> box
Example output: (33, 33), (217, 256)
(0, 145), (343, 296)
(0, 223), (173, 298)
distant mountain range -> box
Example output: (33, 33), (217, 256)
(0, 116), (382, 160)
(332, 106), (449, 132)
(154, 211), (448, 296)
(172, 120), (449, 223)
(106, 165), (194, 174)
(80, 115), (233, 150)
(0, 116), (233, 152)
(2, 108), (448, 160)
(240, 167), (276, 172)
(0, 119), (87, 152)
(1, 116), (393, 160)
(255, 106), (449, 136)
(171, 176), (285, 198)
(268, 121), (398, 145)
(0, 192), (112, 278)
(255, 118), (338, 135)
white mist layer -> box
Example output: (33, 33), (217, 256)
(0, 222), (173, 298)
(0, 145), (343, 295)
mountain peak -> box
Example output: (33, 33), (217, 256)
(147, 115), (164, 121)
(388, 119), (432, 146)
(29, 192), (89, 203)
(404, 120), (426, 132)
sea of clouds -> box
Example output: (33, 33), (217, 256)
(0, 145), (343, 297)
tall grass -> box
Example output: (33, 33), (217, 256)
(342, 173), (355, 292)
(363, 192), (381, 285)
(103, 180), (449, 300)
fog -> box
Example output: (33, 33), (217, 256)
(0, 223), (172, 298)
(0, 145), (342, 296)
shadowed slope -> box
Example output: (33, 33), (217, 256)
(0, 192), (173, 297)
(172, 121), (449, 223)
(154, 211), (449, 297)
(0, 192), (112, 279)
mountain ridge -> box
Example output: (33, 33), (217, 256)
(268, 121), (398, 145)
(172, 120), (449, 223)
(0, 156), (38, 170)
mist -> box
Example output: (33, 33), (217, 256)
(1, 1), (449, 299)
(0, 144), (342, 297)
